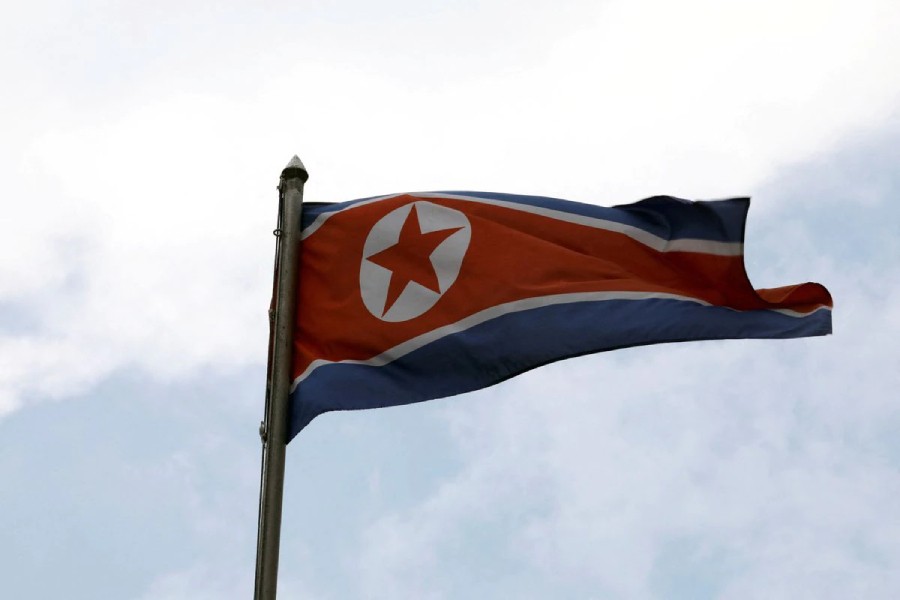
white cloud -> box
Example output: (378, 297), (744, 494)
(1, 4), (898, 598)
(347, 229), (899, 598)
(4, 0), (899, 420)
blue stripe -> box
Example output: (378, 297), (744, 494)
(300, 194), (750, 243)
(289, 298), (830, 439)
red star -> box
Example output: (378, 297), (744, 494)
(366, 204), (463, 316)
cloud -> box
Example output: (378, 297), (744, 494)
(341, 132), (900, 598)
(3, 0), (900, 423)
(352, 297), (899, 597)
(1, 4), (898, 599)
(0, 367), (268, 599)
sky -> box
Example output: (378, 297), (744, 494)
(1, 0), (899, 598)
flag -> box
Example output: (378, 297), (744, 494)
(288, 191), (832, 439)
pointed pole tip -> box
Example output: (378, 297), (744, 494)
(281, 155), (309, 182)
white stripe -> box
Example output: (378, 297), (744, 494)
(301, 193), (399, 240)
(771, 305), (833, 318)
(289, 292), (829, 392)
(301, 192), (744, 256)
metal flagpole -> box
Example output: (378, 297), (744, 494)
(254, 155), (308, 600)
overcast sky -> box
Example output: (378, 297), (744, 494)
(2, 1), (899, 598)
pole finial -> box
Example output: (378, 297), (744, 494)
(281, 155), (309, 182)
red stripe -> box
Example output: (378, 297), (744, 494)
(293, 195), (832, 378)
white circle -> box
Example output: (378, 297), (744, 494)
(360, 201), (471, 322)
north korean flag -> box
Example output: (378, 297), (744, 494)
(289, 192), (832, 439)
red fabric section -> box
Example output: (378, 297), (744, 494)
(292, 195), (832, 378)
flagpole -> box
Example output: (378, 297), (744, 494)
(254, 155), (308, 600)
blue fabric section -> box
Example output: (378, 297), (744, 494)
(300, 194), (750, 243)
(289, 299), (831, 439)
